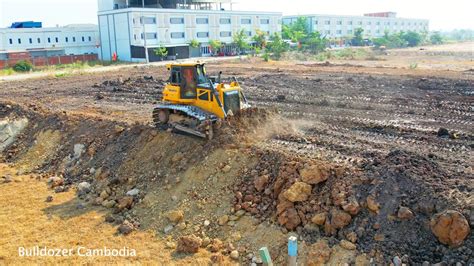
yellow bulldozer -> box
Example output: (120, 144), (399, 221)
(152, 62), (249, 139)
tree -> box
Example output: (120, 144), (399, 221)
(189, 39), (200, 48)
(402, 31), (422, 47)
(266, 33), (288, 60)
(282, 16), (310, 46)
(209, 39), (222, 55)
(252, 29), (267, 49)
(303, 31), (327, 53)
(430, 32), (443, 44)
(233, 29), (249, 54)
(154, 45), (168, 59)
(351, 28), (364, 46)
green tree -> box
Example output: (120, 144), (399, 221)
(430, 32), (443, 44)
(209, 39), (222, 55)
(351, 28), (364, 46)
(13, 60), (33, 72)
(303, 31), (327, 53)
(154, 45), (168, 59)
(252, 29), (267, 49)
(189, 39), (200, 48)
(266, 33), (288, 60)
(402, 31), (422, 47)
(282, 17), (310, 46)
(233, 29), (249, 54)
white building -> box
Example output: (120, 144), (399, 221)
(283, 12), (429, 41)
(97, 0), (282, 62)
(0, 24), (100, 56)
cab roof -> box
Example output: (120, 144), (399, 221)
(166, 62), (205, 69)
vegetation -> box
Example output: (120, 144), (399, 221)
(282, 17), (327, 54)
(351, 28), (364, 46)
(13, 60), (33, 72)
(233, 29), (250, 54)
(373, 30), (423, 48)
(430, 32), (444, 44)
(189, 39), (200, 48)
(209, 39), (222, 55)
(252, 29), (267, 49)
(153, 45), (168, 59)
(266, 33), (289, 60)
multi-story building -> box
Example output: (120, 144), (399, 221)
(283, 12), (429, 43)
(0, 23), (99, 55)
(97, 0), (282, 62)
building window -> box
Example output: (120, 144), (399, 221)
(142, 17), (156, 24)
(65, 37), (69, 42)
(170, 32), (185, 39)
(82, 36), (85, 42)
(220, 18), (231, 24)
(145, 33), (157, 39)
(367, 21), (372, 25)
(9, 38), (12, 44)
(37, 38), (41, 43)
(196, 18), (209, 24)
(220, 31), (231, 37)
(55, 37), (59, 43)
(241, 18), (251, 24)
(325, 30), (330, 34)
(29, 38), (32, 44)
(18, 38), (21, 44)
(336, 21), (342, 25)
(376, 21), (380, 25)
(245, 31), (252, 37)
(73, 37), (76, 42)
(348, 21), (353, 25)
(324, 20), (330, 25)
(358, 21), (362, 25)
(336, 30), (342, 34)
(260, 18), (270, 24)
(88, 36), (92, 41)
(47, 37), (51, 43)
(314, 20), (318, 25)
(196, 32), (209, 38)
(170, 17), (184, 24)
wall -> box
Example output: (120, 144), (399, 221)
(0, 54), (98, 69)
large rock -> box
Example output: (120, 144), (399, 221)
(278, 207), (301, 230)
(300, 163), (331, 185)
(331, 209), (352, 229)
(166, 210), (184, 223)
(117, 196), (134, 210)
(177, 235), (202, 253)
(254, 174), (269, 192)
(283, 182), (312, 202)
(311, 212), (327, 225)
(307, 240), (332, 265)
(77, 182), (91, 195)
(430, 210), (470, 247)
(366, 196), (380, 214)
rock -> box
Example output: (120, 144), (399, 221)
(340, 240), (356, 250)
(218, 215), (229, 226)
(346, 232), (357, 243)
(165, 241), (176, 249)
(94, 197), (104, 205)
(105, 214), (115, 223)
(73, 144), (85, 159)
(230, 250), (239, 260)
(300, 163), (331, 185)
(171, 152), (184, 163)
(118, 221), (134, 235)
(278, 207), (301, 230)
(342, 197), (360, 215)
(430, 210), (470, 247)
(117, 196), (134, 210)
(202, 237), (211, 247)
(235, 209), (246, 217)
(176, 235), (202, 254)
(222, 165), (232, 173)
(102, 200), (116, 208)
(254, 174), (269, 192)
(48, 176), (63, 188)
(77, 182), (91, 195)
(166, 210), (184, 223)
(45, 196), (53, 202)
(331, 209), (352, 229)
(307, 240), (331, 265)
(99, 190), (109, 199)
(366, 196), (380, 213)
(208, 238), (223, 253)
(176, 222), (187, 231)
(1, 175), (12, 183)
(311, 212), (327, 225)
(163, 224), (174, 234)
(204, 220), (210, 227)
(283, 182), (312, 202)
(126, 188), (140, 196)
(437, 128), (449, 137)
(398, 206), (414, 220)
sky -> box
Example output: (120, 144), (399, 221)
(0, 0), (473, 31)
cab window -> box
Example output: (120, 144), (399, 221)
(170, 67), (181, 85)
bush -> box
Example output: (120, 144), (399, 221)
(13, 60), (33, 72)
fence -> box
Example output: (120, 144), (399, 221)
(0, 54), (99, 69)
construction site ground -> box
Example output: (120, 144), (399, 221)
(0, 42), (472, 265)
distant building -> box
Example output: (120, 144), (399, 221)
(283, 12), (429, 45)
(97, 0), (282, 62)
(0, 23), (100, 69)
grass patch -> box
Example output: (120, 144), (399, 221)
(1, 68), (15, 76)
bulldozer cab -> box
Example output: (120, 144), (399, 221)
(168, 64), (209, 100)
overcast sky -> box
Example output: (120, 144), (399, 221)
(0, 0), (473, 30)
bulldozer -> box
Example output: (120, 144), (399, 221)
(152, 62), (249, 140)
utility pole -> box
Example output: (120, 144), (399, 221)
(142, 14), (149, 63)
